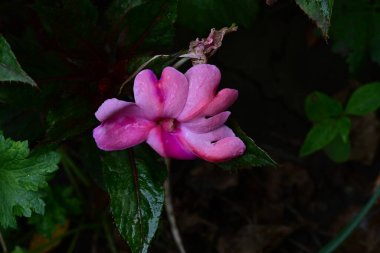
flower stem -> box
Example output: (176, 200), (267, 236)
(0, 230), (8, 253)
(164, 159), (186, 253)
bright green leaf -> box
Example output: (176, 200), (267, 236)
(178, 0), (258, 33)
(295, 0), (334, 37)
(324, 136), (351, 163)
(0, 35), (37, 86)
(305, 91), (343, 122)
(218, 124), (276, 169)
(102, 146), (167, 253)
(300, 119), (339, 157)
(345, 82), (380, 115)
(0, 134), (60, 228)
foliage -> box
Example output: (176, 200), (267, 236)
(102, 147), (167, 253)
(0, 35), (36, 86)
(0, 0), (380, 252)
(0, 134), (60, 228)
(295, 0), (334, 37)
(301, 82), (380, 162)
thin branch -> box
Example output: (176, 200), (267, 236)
(0, 230), (8, 253)
(118, 54), (169, 95)
(164, 159), (186, 253)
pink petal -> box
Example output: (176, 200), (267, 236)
(179, 126), (246, 162)
(95, 98), (134, 121)
(134, 69), (163, 120)
(147, 126), (196, 160)
(134, 67), (189, 119)
(182, 111), (231, 133)
(93, 104), (154, 151)
(159, 67), (189, 118)
(201, 89), (238, 116)
(177, 64), (221, 121)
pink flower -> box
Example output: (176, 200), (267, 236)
(93, 64), (245, 162)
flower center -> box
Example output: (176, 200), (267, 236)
(158, 118), (178, 133)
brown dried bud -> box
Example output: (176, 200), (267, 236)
(181, 24), (238, 65)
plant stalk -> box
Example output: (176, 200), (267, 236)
(0, 230), (8, 253)
(164, 159), (186, 253)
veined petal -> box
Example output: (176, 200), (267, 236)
(180, 126), (246, 162)
(160, 67), (189, 118)
(93, 104), (154, 151)
(95, 98), (134, 121)
(201, 89), (238, 116)
(182, 111), (231, 133)
(134, 69), (163, 119)
(178, 64), (221, 121)
(147, 126), (196, 160)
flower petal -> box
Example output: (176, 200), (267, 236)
(134, 67), (189, 119)
(180, 126), (246, 162)
(160, 67), (189, 118)
(147, 126), (196, 160)
(178, 64), (221, 121)
(201, 88), (238, 116)
(134, 69), (163, 119)
(93, 104), (154, 151)
(182, 111), (231, 133)
(95, 98), (134, 122)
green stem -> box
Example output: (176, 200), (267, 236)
(318, 186), (380, 253)
(0, 230), (8, 253)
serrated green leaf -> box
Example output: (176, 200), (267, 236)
(345, 82), (380, 116)
(178, 0), (258, 33)
(102, 146), (167, 253)
(300, 119), (339, 157)
(218, 125), (276, 170)
(0, 35), (36, 86)
(324, 136), (351, 163)
(0, 134), (60, 228)
(305, 91), (343, 122)
(295, 0), (334, 37)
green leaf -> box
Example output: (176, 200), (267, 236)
(324, 136), (351, 163)
(345, 82), (380, 116)
(305, 91), (343, 122)
(108, 0), (178, 50)
(28, 185), (81, 237)
(0, 134), (60, 228)
(0, 35), (37, 86)
(218, 125), (276, 169)
(178, 0), (258, 33)
(102, 146), (167, 253)
(336, 116), (351, 142)
(300, 119), (339, 157)
(295, 0), (334, 37)
(318, 186), (380, 253)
